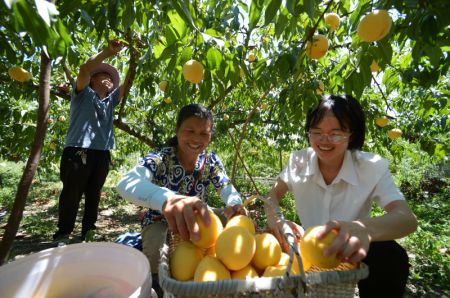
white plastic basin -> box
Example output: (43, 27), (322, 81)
(0, 242), (151, 298)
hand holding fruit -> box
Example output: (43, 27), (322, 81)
(107, 39), (125, 54)
(223, 204), (246, 220)
(162, 195), (210, 242)
(318, 220), (371, 264)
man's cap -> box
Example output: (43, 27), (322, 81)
(91, 63), (120, 89)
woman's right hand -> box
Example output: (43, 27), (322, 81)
(107, 39), (124, 54)
(162, 195), (210, 241)
(267, 214), (304, 252)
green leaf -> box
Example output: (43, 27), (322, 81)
(168, 10), (187, 39)
(275, 8), (288, 38)
(108, 0), (119, 29)
(264, 0), (281, 25)
(424, 45), (442, 67)
(206, 47), (223, 71)
(80, 9), (95, 29)
(376, 39), (393, 65)
(123, 1), (136, 29)
(303, 0), (315, 20)
(172, 0), (197, 30)
(249, 0), (264, 31)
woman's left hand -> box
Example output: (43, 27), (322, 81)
(317, 220), (371, 264)
(223, 204), (246, 220)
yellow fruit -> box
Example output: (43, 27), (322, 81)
(191, 210), (223, 249)
(300, 226), (340, 269)
(58, 116), (66, 122)
(370, 60), (380, 73)
(159, 80), (168, 92)
(325, 13), (340, 32)
(164, 97), (172, 104)
(375, 116), (389, 127)
(262, 265), (288, 277)
(170, 241), (204, 281)
(225, 215), (256, 234)
(8, 66), (32, 82)
(252, 233), (282, 270)
(260, 103), (268, 110)
(231, 264), (259, 279)
(248, 52), (256, 62)
(194, 255), (231, 282)
(316, 80), (325, 95)
(357, 10), (392, 42)
(223, 114), (230, 121)
(388, 128), (402, 140)
(239, 68), (245, 78)
(305, 35), (329, 59)
(215, 226), (256, 271)
(182, 59), (204, 84)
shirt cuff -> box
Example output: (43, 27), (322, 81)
(220, 184), (243, 206)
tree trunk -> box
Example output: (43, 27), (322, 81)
(0, 51), (52, 265)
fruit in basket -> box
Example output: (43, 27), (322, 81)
(194, 255), (231, 282)
(300, 226), (340, 269)
(191, 210), (223, 249)
(263, 265), (290, 277)
(170, 241), (203, 281)
(252, 233), (282, 270)
(216, 226), (256, 271)
(231, 264), (259, 279)
(225, 215), (256, 234)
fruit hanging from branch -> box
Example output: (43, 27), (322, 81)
(182, 59), (204, 84)
(375, 116), (389, 127)
(388, 128), (402, 140)
(370, 60), (381, 73)
(8, 66), (32, 82)
(159, 80), (168, 92)
(325, 13), (340, 32)
(357, 10), (392, 42)
(305, 35), (329, 59)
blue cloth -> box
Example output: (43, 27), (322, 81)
(114, 232), (142, 250)
(65, 84), (120, 150)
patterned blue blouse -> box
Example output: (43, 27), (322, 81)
(140, 147), (232, 227)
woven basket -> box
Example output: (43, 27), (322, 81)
(159, 233), (369, 298)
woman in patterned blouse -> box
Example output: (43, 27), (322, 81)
(116, 103), (243, 294)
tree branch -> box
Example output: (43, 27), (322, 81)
(113, 119), (156, 148)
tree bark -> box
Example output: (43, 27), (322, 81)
(0, 51), (52, 265)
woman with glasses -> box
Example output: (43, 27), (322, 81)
(265, 95), (417, 297)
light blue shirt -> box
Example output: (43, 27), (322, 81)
(65, 85), (120, 150)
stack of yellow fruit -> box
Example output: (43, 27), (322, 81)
(169, 212), (356, 282)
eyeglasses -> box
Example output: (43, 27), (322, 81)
(308, 131), (351, 144)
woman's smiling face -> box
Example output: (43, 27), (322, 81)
(176, 116), (212, 159)
(309, 112), (350, 168)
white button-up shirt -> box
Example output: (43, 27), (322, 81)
(279, 148), (404, 229)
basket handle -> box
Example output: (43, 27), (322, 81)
(262, 196), (308, 297)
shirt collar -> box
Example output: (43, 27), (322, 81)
(300, 149), (358, 186)
(334, 150), (359, 186)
